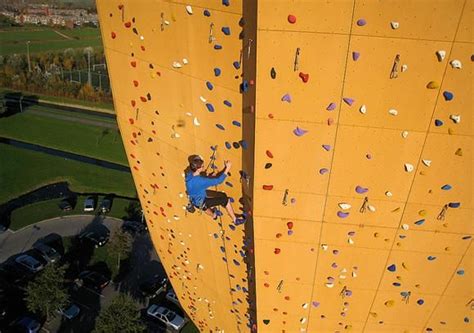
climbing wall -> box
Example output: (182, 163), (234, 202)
(98, 0), (473, 332)
(96, 1), (251, 332)
(254, 1), (472, 332)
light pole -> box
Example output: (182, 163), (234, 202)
(26, 41), (31, 72)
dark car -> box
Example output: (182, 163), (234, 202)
(58, 198), (72, 211)
(23, 249), (49, 267)
(0, 224), (7, 234)
(122, 220), (147, 236)
(9, 316), (41, 333)
(33, 243), (61, 264)
(0, 261), (34, 284)
(139, 275), (168, 298)
(77, 270), (110, 292)
(78, 229), (109, 248)
(99, 197), (112, 214)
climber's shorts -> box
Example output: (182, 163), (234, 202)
(202, 191), (229, 210)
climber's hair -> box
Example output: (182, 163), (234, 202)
(189, 155), (204, 172)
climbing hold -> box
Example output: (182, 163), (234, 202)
(214, 68), (221, 76)
(225, 142), (231, 149)
(441, 184), (452, 190)
(443, 91), (454, 101)
(338, 203), (351, 210)
(450, 59), (462, 69)
(215, 124), (225, 130)
(111, 31), (116, 39)
(426, 81), (439, 89)
(221, 27), (231, 35)
(287, 14), (296, 24)
(434, 119), (443, 126)
(436, 50), (446, 62)
(206, 103), (215, 112)
(455, 148), (463, 156)
(414, 219), (425, 225)
(214, 44), (222, 50)
(240, 80), (249, 93)
(274, 248), (281, 254)
(264, 163), (272, 169)
(327, 118), (334, 126)
(337, 211), (349, 218)
(293, 126), (308, 136)
(233, 61), (240, 69)
(232, 142), (240, 149)
(404, 163), (414, 172)
(427, 256), (436, 261)
(299, 72), (309, 83)
(356, 18), (367, 26)
(319, 168), (329, 175)
(355, 186), (368, 194)
(422, 159), (431, 167)
(270, 67), (277, 79)
(448, 202), (461, 208)
(385, 191), (393, 197)
(124, 21), (131, 28)
(387, 264), (397, 272)
(185, 5), (193, 15)
(281, 93), (292, 103)
(263, 185), (274, 190)
(223, 100), (232, 107)
(199, 96), (207, 103)
(449, 114), (461, 123)
(417, 299), (424, 305)
(232, 120), (241, 127)
(239, 140), (248, 149)
(312, 301), (320, 308)
(401, 224), (409, 230)
(287, 221), (294, 229)
(322, 144), (331, 151)
(263, 319), (270, 325)
(326, 102), (337, 111)
(206, 81), (214, 90)
(172, 61), (182, 68)
(456, 269), (465, 275)
(203, 9), (211, 17)
(388, 109), (398, 116)
(343, 97), (355, 106)
(390, 21), (399, 29)
(193, 117), (200, 126)
(352, 52), (360, 61)
(266, 150), (274, 158)
(359, 105), (367, 114)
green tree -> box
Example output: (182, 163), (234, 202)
(109, 229), (132, 271)
(94, 294), (144, 333)
(25, 264), (68, 322)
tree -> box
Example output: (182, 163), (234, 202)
(25, 264), (68, 322)
(94, 294), (145, 333)
(108, 229), (132, 272)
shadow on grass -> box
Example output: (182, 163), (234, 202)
(0, 92), (39, 118)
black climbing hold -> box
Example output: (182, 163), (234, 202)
(203, 9), (211, 17)
(147, 93), (151, 100)
(265, 163), (272, 169)
(239, 17), (245, 26)
(271, 67), (276, 79)
(232, 142), (240, 149)
(132, 27), (138, 35)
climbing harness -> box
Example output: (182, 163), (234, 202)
(437, 204), (448, 221)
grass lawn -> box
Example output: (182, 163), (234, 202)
(0, 105), (128, 166)
(9, 195), (137, 231)
(0, 27), (102, 55)
(0, 144), (135, 204)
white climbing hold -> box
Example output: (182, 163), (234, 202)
(197, 264), (204, 270)
(185, 5), (193, 15)
(351, 271), (357, 278)
(348, 238), (354, 245)
(401, 64), (408, 72)
(193, 117), (200, 126)
(422, 159), (431, 167)
(179, 192), (184, 198)
(338, 203), (352, 210)
(359, 104), (367, 114)
(385, 191), (393, 197)
(404, 163), (414, 172)
(140, 35), (144, 40)
(300, 318), (307, 324)
(172, 61), (182, 68)
(450, 59), (462, 69)
(173, 215), (180, 220)
(388, 109), (398, 116)
(402, 224), (409, 230)
(390, 21), (399, 29)
(302, 303), (308, 309)
(325, 282), (334, 288)
(199, 96), (207, 103)
(185, 112), (192, 116)
(182, 58), (189, 64)
(164, 20), (170, 25)
(321, 244), (329, 251)
(436, 50), (446, 61)
(401, 131), (409, 138)
(449, 114), (461, 123)
(367, 204), (376, 212)
(339, 274), (347, 279)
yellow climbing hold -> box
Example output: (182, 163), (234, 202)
(455, 148), (463, 156)
(418, 210), (427, 216)
(402, 262), (409, 270)
(369, 312), (378, 318)
(448, 128), (455, 135)
(392, 207), (401, 213)
(426, 81), (439, 89)
(385, 300), (395, 307)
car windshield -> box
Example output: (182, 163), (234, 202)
(165, 312), (176, 321)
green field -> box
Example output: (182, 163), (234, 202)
(0, 104), (128, 166)
(0, 144), (135, 204)
(0, 27), (102, 55)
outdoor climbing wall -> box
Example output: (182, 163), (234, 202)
(96, 1), (251, 332)
(254, 1), (472, 333)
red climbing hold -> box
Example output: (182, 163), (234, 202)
(274, 248), (281, 254)
(140, 96), (147, 102)
(276, 233), (282, 238)
(133, 80), (139, 87)
(287, 14), (296, 24)
(287, 221), (294, 229)
(130, 153), (135, 158)
(266, 150), (274, 158)
(268, 113), (274, 119)
(299, 72), (309, 83)
(262, 185), (274, 190)
(131, 100), (136, 107)
(111, 32), (116, 39)
(118, 4), (123, 9)
(128, 118), (134, 124)
(130, 60), (137, 67)
(124, 21), (131, 28)
(141, 46), (145, 51)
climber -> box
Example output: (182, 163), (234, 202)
(185, 155), (245, 225)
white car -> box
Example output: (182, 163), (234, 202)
(83, 197), (95, 212)
(15, 254), (44, 273)
(146, 305), (185, 331)
(165, 289), (180, 306)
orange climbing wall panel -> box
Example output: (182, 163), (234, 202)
(98, 0), (473, 332)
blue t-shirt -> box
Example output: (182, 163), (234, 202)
(185, 171), (227, 206)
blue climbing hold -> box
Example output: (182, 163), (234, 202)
(239, 140), (248, 149)
(435, 119), (443, 126)
(222, 0), (230, 6)
(222, 27), (231, 35)
(203, 9), (211, 17)
(417, 299), (424, 305)
(206, 103), (215, 112)
(206, 81), (214, 90)
(392, 282), (401, 287)
(223, 100), (232, 107)
(220, 246), (225, 253)
(214, 68), (221, 76)
(456, 269), (465, 275)
(414, 219), (425, 225)
(387, 264), (396, 272)
(225, 142), (231, 149)
(441, 184), (452, 190)
(448, 202), (461, 208)
(233, 61), (240, 69)
(240, 80), (249, 93)
(214, 44), (222, 50)
(427, 256), (436, 261)
(443, 91), (454, 101)
(216, 124), (225, 130)
(232, 120), (241, 127)
(229, 197), (234, 203)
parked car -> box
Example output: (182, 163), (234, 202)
(165, 289), (180, 306)
(83, 197), (95, 212)
(146, 305), (185, 331)
(122, 220), (147, 236)
(77, 270), (110, 292)
(32, 243), (61, 264)
(9, 316), (41, 333)
(99, 198), (112, 213)
(0, 261), (33, 284)
(57, 303), (81, 320)
(0, 223), (7, 234)
(139, 275), (168, 298)
(58, 198), (72, 211)
(78, 230), (109, 248)
(14, 254), (44, 273)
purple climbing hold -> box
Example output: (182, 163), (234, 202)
(337, 211), (349, 218)
(233, 61), (241, 69)
(216, 124), (225, 130)
(214, 68), (221, 76)
(443, 91), (454, 101)
(293, 126), (308, 136)
(222, 27), (231, 35)
(203, 9), (211, 17)
(287, 230), (293, 236)
(343, 97), (355, 106)
(214, 44), (222, 50)
(441, 184), (452, 190)
(417, 299), (424, 305)
(206, 81), (214, 90)
(322, 144), (331, 151)
(393, 282), (401, 287)
(355, 185), (368, 194)
(352, 52), (360, 61)
(387, 264), (396, 272)
(326, 102), (336, 111)
(331, 262), (338, 268)
(448, 202), (461, 208)
(232, 120), (241, 127)
(319, 168), (329, 175)
(222, 0), (230, 6)
(435, 119), (443, 126)
(223, 100), (232, 107)
(281, 93), (292, 103)
(206, 103), (215, 112)
(312, 301), (320, 308)
(414, 219), (425, 225)
(356, 18), (367, 26)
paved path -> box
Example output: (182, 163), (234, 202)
(0, 215), (123, 262)
(27, 108), (118, 129)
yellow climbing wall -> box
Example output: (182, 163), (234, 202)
(97, 0), (473, 332)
